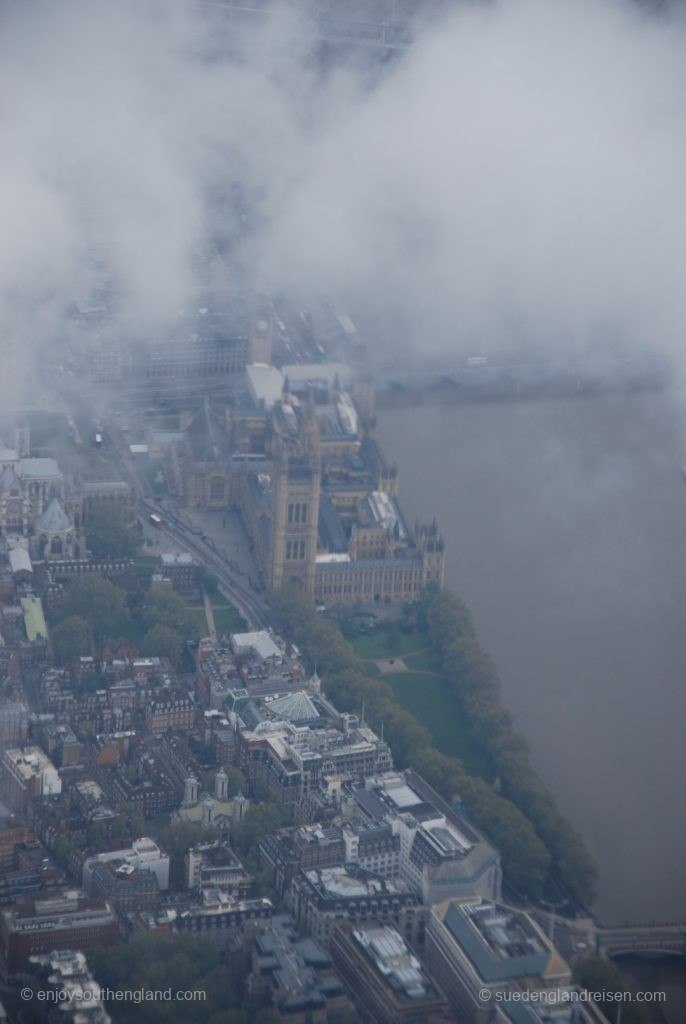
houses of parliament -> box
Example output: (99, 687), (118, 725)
(166, 360), (445, 605)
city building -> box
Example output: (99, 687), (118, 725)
(1, 746), (62, 811)
(425, 898), (571, 1024)
(248, 914), (354, 1024)
(259, 825), (346, 899)
(0, 890), (118, 974)
(145, 690), (198, 734)
(0, 821), (34, 872)
(330, 923), (450, 1024)
(139, 307), (251, 382)
(159, 551), (199, 592)
(172, 890), (274, 948)
(83, 838), (170, 892)
(259, 820), (400, 899)
(185, 838), (252, 898)
(88, 859), (161, 915)
(79, 480), (134, 526)
(236, 710), (393, 813)
(29, 950), (112, 1024)
(167, 365), (444, 603)
(0, 700), (29, 748)
(345, 771), (502, 904)
(291, 865), (426, 950)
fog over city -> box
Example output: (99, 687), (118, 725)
(3, 3), (686, 1005)
(3, 0), (686, 406)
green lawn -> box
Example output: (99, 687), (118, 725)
(189, 607), (209, 634)
(350, 629), (429, 660)
(403, 649), (445, 673)
(385, 671), (494, 781)
(213, 605), (246, 634)
(361, 662), (382, 677)
(188, 603), (246, 636)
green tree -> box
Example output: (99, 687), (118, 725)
(420, 584), (598, 906)
(159, 822), (218, 885)
(88, 821), (108, 850)
(90, 934), (243, 1023)
(110, 816), (128, 839)
(224, 765), (246, 797)
(61, 577), (128, 640)
(51, 615), (92, 664)
(51, 835), (74, 868)
(269, 584), (557, 901)
(142, 588), (198, 641)
(122, 801), (145, 837)
(386, 620), (401, 651)
(232, 801), (287, 872)
(142, 624), (183, 666)
(573, 954), (647, 1024)
(86, 503), (137, 559)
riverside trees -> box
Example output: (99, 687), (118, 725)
(420, 584), (597, 906)
(270, 586), (550, 900)
(270, 583), (597, 907)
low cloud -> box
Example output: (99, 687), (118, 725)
(3, 0), (686, 402)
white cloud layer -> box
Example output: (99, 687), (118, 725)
(3, 0), (686, 400)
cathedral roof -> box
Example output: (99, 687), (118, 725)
(40, 497), (72, 533)
(0, 465), (21, 493)
(186, 398), (224, 465)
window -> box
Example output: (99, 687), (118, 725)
(287, 502), (308, 524)
(209, 477), (225, 501)
(286, 540), (306, 560)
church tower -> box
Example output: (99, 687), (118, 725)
(269, 402), (321, 596)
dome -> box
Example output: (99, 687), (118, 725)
(39, 498), (72, 533)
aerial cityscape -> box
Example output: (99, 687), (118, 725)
(1, 1), (685, 1023)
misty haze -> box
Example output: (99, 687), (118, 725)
(1, 0), (686, 1021)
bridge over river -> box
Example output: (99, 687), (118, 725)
(596, 923), (686, 959)
(535, 911), (686, 961)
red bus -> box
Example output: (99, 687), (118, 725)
(149, 513), (163, 528)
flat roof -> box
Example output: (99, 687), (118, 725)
(20, 596), (48, 642)
(9, 547), (32, 574)
(20, 458), (61, 479)
(246, 364), (284, 410)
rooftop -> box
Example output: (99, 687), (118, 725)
(161, 552), (195, 567)
(304, 866), (408, 902)
(353, 925), (430, 1001)
(438, 899), (569, 984)
(254, 915), (344, 1011)
(3, 746), (55, 781)
(20, 457), (61, 479)
(39, 498), (72, 533)
(8, 547), (32, 575)
(264, 690), (320, 724)
(246, 363), (284, 410)
(20, 596), (48, 642)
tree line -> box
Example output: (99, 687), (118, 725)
(50, 576), (199, 668)
(420, 584), (596, 906)
(270, 584), (596, 906)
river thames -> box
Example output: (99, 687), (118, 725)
(378, 390), (686, 928)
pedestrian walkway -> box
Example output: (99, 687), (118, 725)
(202, 587), (217, 644)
